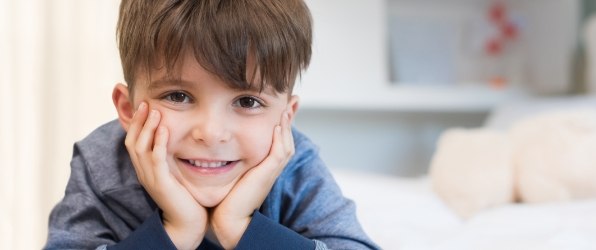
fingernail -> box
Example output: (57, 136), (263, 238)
(138, 102), (146, 111)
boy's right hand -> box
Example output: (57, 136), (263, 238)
(125, 102), (207, 250)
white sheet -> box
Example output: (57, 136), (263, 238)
(331, 168), (596, 250)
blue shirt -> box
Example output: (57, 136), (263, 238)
(44, 120), (379, 249)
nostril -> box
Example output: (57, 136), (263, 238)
(191, 128), (231, 144)
(189, 113), (232, 144)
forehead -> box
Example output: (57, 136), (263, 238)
(135, 55), (279, 96)
(135, 53), (260, 89)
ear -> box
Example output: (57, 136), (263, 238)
(112, 83), (134, 132)
(286, 95), (300, 123)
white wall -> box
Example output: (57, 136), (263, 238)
(296, 0), (388, 96)
(294, 110), (486, 176)
(293, 0), (580, 175)
(1, 1), (121, 248)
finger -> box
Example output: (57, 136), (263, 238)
(281, 111), (295, 156)
(272, 123), (285, 163)
(134, 109), (161, 183)
(125, 102), (148, 150)
(125, 102), (149, 180)
(252, 124), (285, 180)
(153, 125), (170, 176)
(254, 111), (294, 179)
(135, 109), (161, 155)
(268, 111), (293, 168)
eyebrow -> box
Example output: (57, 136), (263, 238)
(148, 77), (278, 96)
(148, 78), (196, 90)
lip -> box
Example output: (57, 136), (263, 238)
(177, 158), (239, 175)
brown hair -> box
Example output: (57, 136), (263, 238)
(116, 0), (312, 94)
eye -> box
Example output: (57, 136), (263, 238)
(164, 91), (192, 103)
(234, 96), (264, 109)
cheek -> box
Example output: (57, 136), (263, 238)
(239, 110), (285, 164)
(152, 108), (186, 149)
(240, 123), (275, 164)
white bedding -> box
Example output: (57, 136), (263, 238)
(331, 168), (596, 250)
(329, 95), (596, 249)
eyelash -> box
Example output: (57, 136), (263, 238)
(161, 91), (266, 110)
(162, 91), (193, 104)
(233, 96), (266, 110)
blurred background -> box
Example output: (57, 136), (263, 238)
(1, 0), (595, 248)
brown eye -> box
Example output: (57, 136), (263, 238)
(164, 92), (191, 103)
(235, 96), (263, 109)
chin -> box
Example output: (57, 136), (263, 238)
(191, 187), (231, 208)
(198, 197), (224, 208)
(180, 165), (250, 208)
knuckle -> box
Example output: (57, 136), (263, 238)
(152, 151), (162, 162)
(134, 144), (144, 155)
(124, 138), (133, 149)
(272, 153), (284, 163)
(136, 176), (146, 186)
(286, 148), (295, 157)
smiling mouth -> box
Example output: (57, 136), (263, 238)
(184, 159), (234, 168)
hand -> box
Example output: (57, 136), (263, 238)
(125, 102), (208, 250)
(210, 110), (295, 249)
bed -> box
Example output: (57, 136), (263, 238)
(331, 95), (596, 250)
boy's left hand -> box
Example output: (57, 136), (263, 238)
(210, 110), (295, 249)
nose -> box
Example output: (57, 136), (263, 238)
(191, 109), (231, 145)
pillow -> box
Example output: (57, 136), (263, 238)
(429, 128), (514, 218)
(510, 109), (596, 203)
(431, 96), (596, 218)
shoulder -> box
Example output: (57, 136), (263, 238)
(287, 127), (320, 171)
(76, 119), (125, 155)
(73, 120), (139, 192)
(75, 119), (126, 164)
(278, 127), (333, 186)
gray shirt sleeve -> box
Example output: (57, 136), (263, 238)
(261, 133), (380, 250)
(45, 146), (121, 249)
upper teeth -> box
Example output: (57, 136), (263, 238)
(188, 160), (228, 168)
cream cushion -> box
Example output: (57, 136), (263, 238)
(429, 128), (514, 218)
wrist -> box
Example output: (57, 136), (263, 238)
(212, 215), (251, 249)
(163, 221), (205, 250)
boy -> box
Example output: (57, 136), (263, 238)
(45, 0), (379, 249)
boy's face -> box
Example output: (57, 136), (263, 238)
(113, 54), (298, 207)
